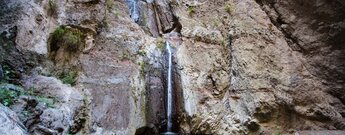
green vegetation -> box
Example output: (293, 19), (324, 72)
(60, 70), (78, 85)
(36, 96), (55, 108)
(187, 6), (195, 16)
(23, 87), (56, 108)
(48, 0), (57, 16)
(106, 0), (115, 11)
(0, 84), (56, 108)
(25, 87), (36, 96)
(51, 26), (65, 43)
(101, 17), (110, 30)
(20, 110), (30, 118)
(46, 68), (79, 86)
(120, 52), (132, 61)
(275, 127), (282, 135)
(114, 11), (120, 17)
(156, 37), (165, 51)
(1, 64), (17, 83)
(220, 38), (227, 48)
(224, 4), (234, 14)
(0, 88), (18, 106)
(49, 26), (84, 55)
(138, 61), (145, 77)
(137, 50), (147, 56)
(213, 19), (220, 27)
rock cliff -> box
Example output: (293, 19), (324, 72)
(0, 0), (344, 134)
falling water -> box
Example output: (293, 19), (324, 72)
(166, 41), (173, 132)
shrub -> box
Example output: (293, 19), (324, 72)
(120, 52), (132, 61)
(49, 26), (65, 51)
(137, 50), (146, 56)
(224, 4), (234, 14)
(138, 61), (145, 77)
(156, 38), (165, 51)
(49, 26), (84, 56)
(60, 71), (78, 85)
(187, 6), (195, 16)
(0, 84), (56, 108)
(1, 64), (17, 82)
(63, 30), (83, 51)
(0, 89), (18, 106)
(106, 0), (115, 11)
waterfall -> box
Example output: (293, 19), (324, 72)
(166, 41), (173, 132)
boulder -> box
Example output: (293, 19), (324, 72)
(0, 104), (27, 135)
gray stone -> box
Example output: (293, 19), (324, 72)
(0, 104), (27, 135)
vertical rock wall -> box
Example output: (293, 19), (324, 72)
(0, 0), (344, 134)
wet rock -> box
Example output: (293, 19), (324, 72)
(146, 75), (165, 128)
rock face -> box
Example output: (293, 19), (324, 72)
(172, 0), (345, 134)
(0, 104), (27, 135)
(20, 75), (84, 134)
(0, 0), (344, 134)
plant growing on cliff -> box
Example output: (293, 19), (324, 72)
(137, 50), (147, 56)
(0, 88), (18, 106)
(120, 51), (133, 61)
(36, 96), (55, 108)
(156, 37), (165, 51)
(60, 70), (78, 86)
(64, 31), (83, 52)
(49, 26), (84, 58)
(187, 6), (195, 16)
(48, 0), (58, 16)
(220, 38), (227, 48)
(224, 4), (234, 14)
(276, 129), (282, 135)
(1, 64), (18, 83)
(212, 19), (221, 28)
(138, 61), (146, 78)
(106, 0), (115, 11)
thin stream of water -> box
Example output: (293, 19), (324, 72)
(166, 41), (173, 132)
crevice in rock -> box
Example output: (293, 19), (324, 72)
(127, 0), (182, 36)
(125, 0), (184, 133)
(69, 96), (91, 134)
(254, 0), (308, 54)
(228, 34), (234, 93)
(145, 64), (166, 133)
